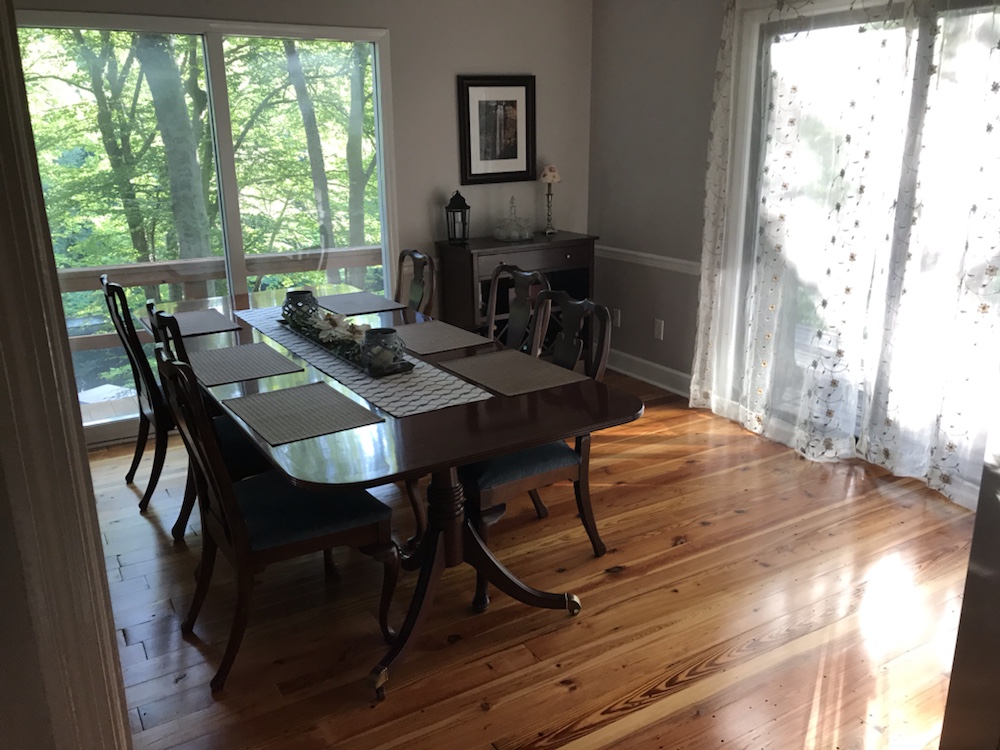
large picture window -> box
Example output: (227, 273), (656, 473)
(16, 14), (395, 439)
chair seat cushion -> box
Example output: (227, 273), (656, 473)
(212, 414), (273, 481)
(233, 471), (391, 552)
(459, 441), (580, 491)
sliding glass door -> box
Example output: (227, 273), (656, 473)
(694, 0), (1000, 506)
(16, 14), (394, 438)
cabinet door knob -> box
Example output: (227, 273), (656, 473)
(565, 254), (571, 259)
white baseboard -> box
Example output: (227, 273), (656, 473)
(84, 416), (139, 449)
(608, 349), (691, 398)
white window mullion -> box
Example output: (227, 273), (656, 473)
(202, 31), (250, 310)
(370, 37), (399, 299)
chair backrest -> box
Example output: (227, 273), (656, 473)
(394, 249), (435, 316)
(146, 301), (190, 363)
(101, 274), (163, 420)
(485, 263), (551, 355)
(529, 289), (611, 382)
(154, 347), (250, 557)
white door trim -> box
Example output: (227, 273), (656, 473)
(0, 1), (131, 746)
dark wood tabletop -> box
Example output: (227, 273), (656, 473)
(152, 290), (644, 699)
(161, 294), (642, 490)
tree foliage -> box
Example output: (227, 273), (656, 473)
(18, 26), (383, 391)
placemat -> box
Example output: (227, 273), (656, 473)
(395, 320), (493, 354)
(222, 382), (383, 446)
(145, 309), (242, 337)
(440, 348), (589, 397)
(235, 307), (493, 417)
(316, 291), (407, 315)
(188, 343), (303, 387)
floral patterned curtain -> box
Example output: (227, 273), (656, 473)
(691, 0), (1000, 509)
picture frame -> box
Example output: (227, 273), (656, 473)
(457, 75), (536, 185)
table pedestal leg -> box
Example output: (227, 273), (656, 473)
(368, 467), (580, 700)
(463, 520), (581, 614)
(368, 530), (444, 700)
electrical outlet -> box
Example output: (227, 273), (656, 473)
(612, 308), (622, 328)
(653, 318), (664, 341)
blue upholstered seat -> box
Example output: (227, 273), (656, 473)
(459, 441), (580, 491)
(234, 471), (392, 553)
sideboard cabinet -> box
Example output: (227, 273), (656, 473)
(436, 231), (597, 333)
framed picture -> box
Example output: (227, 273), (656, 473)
(457, 75), (536, 185)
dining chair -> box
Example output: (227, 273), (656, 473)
(459, 289), (612, 611)
(147, 305), (272, 541)
(484, 262), (551, 355)
(394, 248), (435, 316)
(155, 347), (399, 692)
(100, 275), (174, 511)
(399, 263), (552, 550)
(393, 248), (435, 544)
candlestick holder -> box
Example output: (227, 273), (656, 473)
(544, 185), (556, 235)
(539, 164), (561, 236)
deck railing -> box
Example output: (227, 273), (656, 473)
(60, 246), (382, 352)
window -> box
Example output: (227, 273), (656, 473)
(16, 14), (395, 438)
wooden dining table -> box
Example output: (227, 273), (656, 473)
(150, 291), (644, 698)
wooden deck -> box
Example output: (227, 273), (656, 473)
(87, 373), (972, 749)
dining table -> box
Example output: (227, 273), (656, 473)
(146, 289), (644, 698)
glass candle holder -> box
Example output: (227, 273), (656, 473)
(281, 289), (319, 329)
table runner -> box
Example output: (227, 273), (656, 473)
(223, 382), (383, 446)
(315, 291), (407, 315)
(440, 348), (589, 397)
(144, 309), (241, 337)
(188, 343), (302, 387)
(236, 307), (493, 417)
(395, 320), (493, 354)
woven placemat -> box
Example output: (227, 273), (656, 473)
(188, 343), (303, 387)
(316, 291), (407, 315)
(223, 382), (383, 446)
(145, 309), (241, 337)
(440, 348), (589, 397)
(395, 320), (493, 354)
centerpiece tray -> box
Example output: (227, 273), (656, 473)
(279, 319), (414, 378)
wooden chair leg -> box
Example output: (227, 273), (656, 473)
(138, 421), (169, 512)
(182, 535), (217, 633)
(125, 413), (150, 484)
(404, 477), (427, 550)
(573, 471), (606, 558)
(528, 489), (549, 519)
(211, 571), (255, 692)
(171, 465), (197, 541)
(365, 542), (400, 644)
(323, 549), (337, 578)
(471, 503), (507, 613)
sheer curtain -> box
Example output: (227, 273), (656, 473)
(692, 0), (1000, 509)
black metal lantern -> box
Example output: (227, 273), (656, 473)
(445, 190), (470, 245)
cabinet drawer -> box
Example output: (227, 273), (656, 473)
(476, 244), (590, 280)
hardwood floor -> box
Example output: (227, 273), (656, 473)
(88, 373), (973, 749)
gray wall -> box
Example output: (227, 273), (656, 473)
(15, 0), (594, 251)
(590, 0), (724, 391)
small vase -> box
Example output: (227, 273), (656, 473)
(282, 289), (319, 329)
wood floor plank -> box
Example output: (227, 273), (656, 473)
(87, 375), (973, 749)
